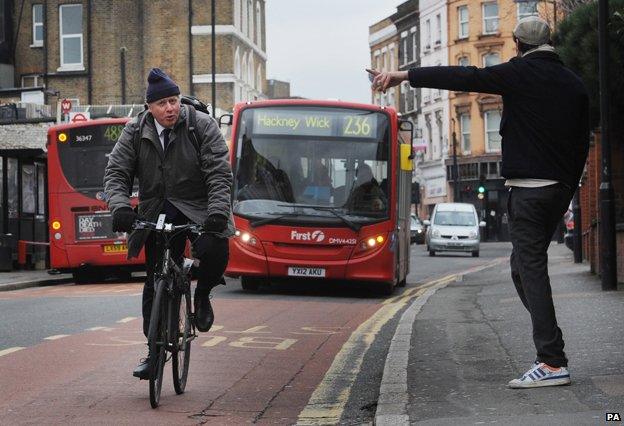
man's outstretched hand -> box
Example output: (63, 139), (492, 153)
(367, 69), (409, 93)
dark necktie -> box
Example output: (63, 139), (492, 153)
(161, 128), (178, 219)
(163, 128), (171, 152)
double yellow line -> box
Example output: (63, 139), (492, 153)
(296, 257), (506, 425)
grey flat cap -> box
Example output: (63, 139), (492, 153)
(513, 16), (551, 46)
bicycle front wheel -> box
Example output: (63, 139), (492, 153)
(172, 289), (192, 394)
(148, 278), (168, 408)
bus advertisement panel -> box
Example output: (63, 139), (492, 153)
(225, 100), (413, 294)
(47, 119), (144, 282)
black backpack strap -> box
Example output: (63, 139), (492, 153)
(186, 104), (210, 157)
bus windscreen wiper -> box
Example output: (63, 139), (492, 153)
(277, 204), (362, 232)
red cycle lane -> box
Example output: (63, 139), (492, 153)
(0, 294), (382, 424)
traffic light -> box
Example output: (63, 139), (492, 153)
(411, 182), (421, 205)
(477, 176), (486, 200)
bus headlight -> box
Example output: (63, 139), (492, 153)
(234, 229), (264, 255)
(353, 234), (386, 258)
(51, 220), (62, 230)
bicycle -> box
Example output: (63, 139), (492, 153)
(133, 214), (203, 408)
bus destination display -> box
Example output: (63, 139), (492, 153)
(252, 109), (378, 139)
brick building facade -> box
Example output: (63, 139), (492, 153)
(2, 0), (267, 114)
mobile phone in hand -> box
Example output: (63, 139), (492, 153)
(366, 69), (377, 82)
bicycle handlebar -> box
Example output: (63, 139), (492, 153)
(132, 219), (204, 235)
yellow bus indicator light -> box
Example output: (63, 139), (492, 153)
(52, 221), (61, 230)
(376, 235), (384, 244)
(58, 133), (68, 143)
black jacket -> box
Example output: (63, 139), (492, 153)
(408, 51), (589, 188)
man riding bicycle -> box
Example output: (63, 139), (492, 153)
(104, 68), (233, 379)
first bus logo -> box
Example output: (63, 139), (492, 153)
(291, 230), (325, 243)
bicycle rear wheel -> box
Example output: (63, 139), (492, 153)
(148, 279), (167, 408)
(172, 289), (192, 394)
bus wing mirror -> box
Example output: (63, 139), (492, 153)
(219, 113), (233, 127)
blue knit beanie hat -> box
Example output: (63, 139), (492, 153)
(145, 68), (180, 103)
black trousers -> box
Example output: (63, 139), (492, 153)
(142, 212), (229, 337)
(507, 184), (573, 368)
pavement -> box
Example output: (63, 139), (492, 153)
(377, 243), (624, 425)
(0, 269), (72, 292)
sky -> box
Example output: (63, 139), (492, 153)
(265, 1), (401, 104)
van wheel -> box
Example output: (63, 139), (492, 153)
(472, 251), (479, 258)
(429, 250), (436, 257)
(241, 277), (261, 291)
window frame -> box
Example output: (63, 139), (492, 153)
(458, 5), (469, 39)
(0, 0), (5, 44)
(482, 2), (499, 35)
(484, 110), (502, 153)
(458, 56), (470, 67)
(58, 4), (84, 70)
(425, 19), (431, 50)
(459, 113), (471, 154)
(411, 27), (418, 63)
(517, 1), (539, 20)
(435, 14), (442, 45)
(482, 51), (501, 67)
(32, 4), (44, 47)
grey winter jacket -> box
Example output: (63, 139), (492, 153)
(103, 105), (234, 258)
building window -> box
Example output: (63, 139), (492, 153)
(460, 113), (471, 153)
(401, 36), (408, 65)
(483, 52), (501, 67)
(37, 164), (46, 216)
(21, 74), (42, 87)
(0, 0), (5, 44)
(242, 0), (248, 35)
(32, 4), (44, 47)
(485, 110), (502, 152)
(256, 2), (262, 45)
(435, 14), (441, 45)
(59, 4), (83, 69)
(482, 2), (499, 35)
(22, 165), (36, 215)
(458, 56), (470, 66)
(518, 1), (538, 20)
(458, 5), (469, 39)
(248, 0), (254, 41)
(425, 19), (431, 50)
(411, 28), (418, 61)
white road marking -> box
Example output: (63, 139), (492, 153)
(116, 317), (137, 323)
(0, 347), (25, 357)
(85, 326), (115, 332)
(44, 334), (70, 340)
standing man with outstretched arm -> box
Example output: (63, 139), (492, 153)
(104, 68), (234, 380)
(369, 16), (589, 388)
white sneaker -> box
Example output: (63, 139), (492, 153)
(508, 362), (571, 389)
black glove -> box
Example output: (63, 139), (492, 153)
(203, 215), (228, 233)
(112, 207), (138, 233)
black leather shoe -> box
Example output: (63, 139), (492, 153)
(194, 290), (214, 332)
(133, 356), (151, 380)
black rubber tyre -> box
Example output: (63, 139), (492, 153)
(429, 250), (436, 257)
(472, 251), (480, 258)
(73, 268), (96, 284)
(172, 290), (192, 395)
(241, 276), (261, 291)
(379, 281), (395, 296)
(148, 279), (167, 409)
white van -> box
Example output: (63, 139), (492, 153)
(423, 203), (486, 257)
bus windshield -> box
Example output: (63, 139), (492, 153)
(232, 107), (390, 224)
(57, 122), (126, 195)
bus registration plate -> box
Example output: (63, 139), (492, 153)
(288, 267), (326, 278)
(103, 244), (128, 254)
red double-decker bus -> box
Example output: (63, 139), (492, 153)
(224, 99), (414, 294)
(47, 119), (144, 282)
